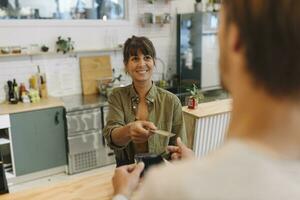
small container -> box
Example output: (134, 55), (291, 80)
(11, 46), (21, 54)
(41, 45), (49, 52)
(0, 47), (11, 54)
(97, 77), (113, 97)
(143, 13), (153, 24)
(187, 96), (198, 109)
(30, 44), (39, 54)
(155, 15), (163, 24)
(163, 13), (171, 24)
(19, 83), (26, 99)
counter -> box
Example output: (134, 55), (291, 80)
(1, 166), (115, 200)
(60, 94), (108, 112)
(0, 96), (64, 115)
(183, 98), (232, 118)
(0, 94), (109, 115)
(183, 99), (232, 156)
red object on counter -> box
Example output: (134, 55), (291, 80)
(187, 97), (198, 109)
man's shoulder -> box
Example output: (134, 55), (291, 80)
(146, 140), (250, 176)
(139, 140), (300, 200)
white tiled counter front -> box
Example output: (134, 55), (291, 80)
(183, 99), (232, 157)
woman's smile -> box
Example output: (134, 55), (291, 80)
(135, 69), (149, 74)
(126, 50), (154, 83)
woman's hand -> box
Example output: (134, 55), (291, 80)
(128, 121), (157, 143)
(167, 137), (195, 160)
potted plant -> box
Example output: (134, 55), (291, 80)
(186, 84), (204, 109)
(56, 36), (74, 54)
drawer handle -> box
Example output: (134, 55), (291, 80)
(108, 152), (114, 157)
(55, 112), (60, 125)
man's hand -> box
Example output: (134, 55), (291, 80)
(112, 162), (145, 198)
(167, 137), (195, 160)
(128, 121), (156, 143)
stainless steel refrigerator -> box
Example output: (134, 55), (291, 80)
(176, 11), (220, 94)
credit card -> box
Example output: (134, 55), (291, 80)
(150, 129), (176, 137)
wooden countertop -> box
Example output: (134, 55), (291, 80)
(1, 167), (114, 200)
(182, 99), (232, 118)
(0, 96), (64, 115)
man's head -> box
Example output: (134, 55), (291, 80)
(219, 0), (300, 99)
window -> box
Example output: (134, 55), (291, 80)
(0, 0), (126, 20)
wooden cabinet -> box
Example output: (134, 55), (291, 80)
(10, 107), (67, 176)
(183, 99), (231, 157)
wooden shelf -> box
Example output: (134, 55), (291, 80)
(140, 21), (170, 27)
(0, 47), (123, 58)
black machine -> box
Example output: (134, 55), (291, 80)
(134, 153), (163, 177)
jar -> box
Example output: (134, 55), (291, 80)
(187, 97), (198, 109)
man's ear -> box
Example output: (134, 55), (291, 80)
(229, 24), (243, 53)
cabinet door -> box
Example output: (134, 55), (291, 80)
(34, 107), (67, 171)
(10, 107), (67, 176)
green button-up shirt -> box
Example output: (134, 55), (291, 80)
(103, 83), (187, 166)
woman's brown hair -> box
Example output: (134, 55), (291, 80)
(123, 35), (156, 65)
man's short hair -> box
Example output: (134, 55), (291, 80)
(223, 0), (300, 98)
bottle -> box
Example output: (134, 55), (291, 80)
(13, 79), (19, 101)
(40, 74), (48, 98)
(19, 83), (26, 101)
(195, 0), (202, 12)
(7, 80), (18, 104)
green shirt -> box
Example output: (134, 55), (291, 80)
(103, 83), (187, 166)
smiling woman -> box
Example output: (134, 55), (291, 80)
(0, 0), (125, 20)
(103, 35), (187, 167)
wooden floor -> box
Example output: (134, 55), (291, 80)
(0, 167), (115, 200)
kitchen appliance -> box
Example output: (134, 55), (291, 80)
(177, 11), (220, 93)
(134, 153), (163, 177)
(66, 106), (115, 174)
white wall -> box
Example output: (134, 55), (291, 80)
(0, 0), (195, 101)
(172, 0), (195, 14)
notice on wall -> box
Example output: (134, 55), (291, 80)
(45, 57), (82, 96)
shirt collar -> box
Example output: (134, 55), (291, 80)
(129, 82), (157, 103)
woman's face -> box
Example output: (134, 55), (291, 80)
(125, 50), (154, 84)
